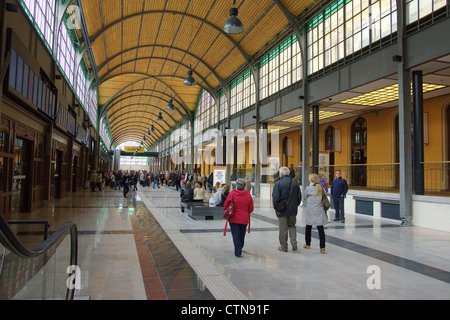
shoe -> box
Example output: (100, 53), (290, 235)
(278, 246), (287, 252)
(333, 218), (340, 221)
(341, 218), (345, 223)
(320, 248), (326, 254)
(303, 244), (310, 249)
(292, 245), (298, 251)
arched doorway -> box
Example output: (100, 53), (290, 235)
(351, 117), (367, 187)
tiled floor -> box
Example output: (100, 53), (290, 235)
(8, 184), (450, 300)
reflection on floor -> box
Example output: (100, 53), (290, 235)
(8, 183), (450, 300)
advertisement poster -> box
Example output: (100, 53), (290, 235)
(318, 151), (330, 183)
(213, 166), (226, 185)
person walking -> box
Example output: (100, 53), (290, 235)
(96, 171), (103, 191)
(302, 173), (328, 254)
(115, 170), (122, 190)
(122, 173), (130, 198)
(244, 176), (252, 194)
(89, 169), (97, 192)
(330, 170), (348, 223)
(175, 172), (182, 191)
(223, 178), (254, 257)
(153, 172), (160, 189)
(272, 166), (301, 252)
(132, 172), (139, 191)
(208, 173), (213, 193)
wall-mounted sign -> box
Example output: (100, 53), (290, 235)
(124, 146), (145, 153)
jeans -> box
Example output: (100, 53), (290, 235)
(153, 181), (160, 189)
(229, 223), (247, 257)
(305, 225), (326, 249)
(332, 196), (345, 220)
(115, 180), (121, 190)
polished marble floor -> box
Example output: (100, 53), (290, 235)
(8, 184), (450, 300)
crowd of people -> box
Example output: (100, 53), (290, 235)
(87, 166), (348, 258)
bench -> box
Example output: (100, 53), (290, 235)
(180, 201), (224, 220)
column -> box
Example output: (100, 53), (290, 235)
(312, 105), (319, 174)
(413, 70), (424, 195)
(396, 0), (412, 224)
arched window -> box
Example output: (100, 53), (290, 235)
(352, 117), (367, 150)
(351, 117), (367, 187)
(325, 126), (334, 151)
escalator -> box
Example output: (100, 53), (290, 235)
(0, 213), (78, 300)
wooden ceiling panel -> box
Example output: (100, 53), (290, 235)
(123, 0), (146, 16)
(80, 1), (102, 35)
(134, 13), (164, 46)
(99, 0), (123, 28)
(215, 48), (245, 76)
(239, 9), (289, 56)
(143, 0), (167, 11)
(77, 0), (319, 147)
(282, 0), (316, 16)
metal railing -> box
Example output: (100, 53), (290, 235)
(0, 213), (78, 300)
(232, 162), (450, 195)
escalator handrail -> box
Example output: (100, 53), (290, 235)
(0, 213), (78, 300)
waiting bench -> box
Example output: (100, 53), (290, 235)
(180, 201), (224, 220)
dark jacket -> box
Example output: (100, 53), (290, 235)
(330, 177), (348, 198)
(180, 186), (194, 202)
(218, 191), (229, 207)
(272, 176), (302, 217)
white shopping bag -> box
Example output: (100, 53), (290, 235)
(327, 209), (335, 222)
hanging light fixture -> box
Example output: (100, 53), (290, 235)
(166, 98), (175, 110)
(157, 112), (163, 121)
(183, 64), (196, 86)
(223, 0), (244, 34)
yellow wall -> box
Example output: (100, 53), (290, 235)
(193, 94), (450, 190)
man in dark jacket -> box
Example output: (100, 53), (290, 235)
(175, 172), (182, 191)
(272, 166), (302, 252)
(180, 181), (194, 212)
(208, 173), (214, 193)
(330, 170), (348, 223)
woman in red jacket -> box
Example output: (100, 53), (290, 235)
(224, 178), (254, 257)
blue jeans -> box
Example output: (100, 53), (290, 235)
(115, 180), (121, 190)
(332, 196), (345, 220)
(153, 181), (160, 189)
(230, 223), (247, 257)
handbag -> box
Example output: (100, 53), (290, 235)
(223, 193), (235, 219)
(322, 188), (330, 211)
